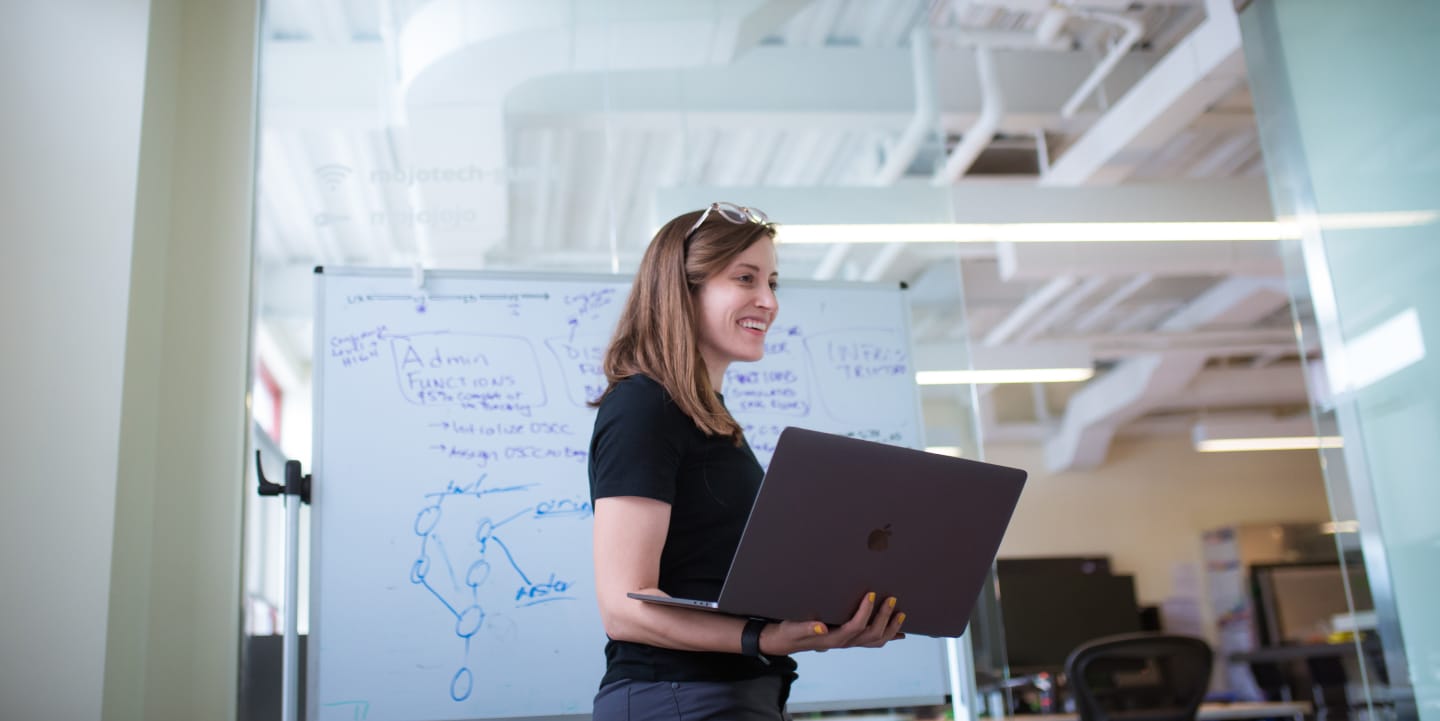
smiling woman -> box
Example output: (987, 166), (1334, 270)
(693, 235), (780, 382)
(586, 206), (907, 719)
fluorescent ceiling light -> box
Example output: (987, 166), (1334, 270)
(1195, 436), (1344, 453)
(1320, 520), (1361, 535)
(779, 222), (1288, 245)
(1311, 210), (1439, 230)
(776, 211), (1438, 245)
(916, 367), (1095, 385)
(914, 341), (1094, 386)
(1193, 419), (1342, 453)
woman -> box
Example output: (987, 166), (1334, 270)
(588, 203), (906, 720)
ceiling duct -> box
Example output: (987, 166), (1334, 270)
(386, 0), (808, 267)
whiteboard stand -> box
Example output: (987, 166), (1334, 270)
(947, 631), (980, 721)
(255, 451), (311, 721)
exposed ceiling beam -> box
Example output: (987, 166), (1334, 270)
(1077, 327), (1311, 360)
(811, 243), (852, 280)
(993, 405), (1311, 445)
(861, 242), (908, 282)
(1151, 363), (1309, 411)
(1011, 276), (1108, 343)
(1157, 276), (1287, 330)
(981, 276), (1075, 346)
(263, 44), (1160, 130)
(782, 0), (846, 47)
(1043, 275), (1293, 470)
(1041, 0), (1245, 186)
(1045, 350), (1213, 468)
(1249, 349), (1287, 368)
(998, 238), (1282, 280)
(1072, 273), (1151, 332)
(657, 179), (1272, 228)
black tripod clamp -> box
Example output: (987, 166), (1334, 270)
(255, 450), (312, 505)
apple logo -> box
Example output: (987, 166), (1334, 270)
(867, 524), (893, 552)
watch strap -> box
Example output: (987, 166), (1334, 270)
(741, 617), (771, 665)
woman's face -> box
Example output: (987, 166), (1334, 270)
(694, 235), (779, 380)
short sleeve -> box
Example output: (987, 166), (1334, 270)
(589, 377), (685, 504)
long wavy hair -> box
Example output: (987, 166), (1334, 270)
(591, 209), (777, 443)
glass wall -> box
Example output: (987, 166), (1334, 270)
(239, 1), (1370, 719)
(243, 1), (984, 718)
(1242, 2), (1440, 719)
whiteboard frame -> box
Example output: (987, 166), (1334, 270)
(309, 265), (959, 719)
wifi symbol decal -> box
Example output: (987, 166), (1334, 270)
(315, 164), (352, 191)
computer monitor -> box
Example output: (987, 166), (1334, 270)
(997, 556), (1111, 577)
(998, 572), (1142, 671)
(1253, 562), (1373, 645)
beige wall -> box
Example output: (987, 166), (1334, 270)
(0, 2), (153, 719)
(0, 2), (258, 720)
(986, 437), (1333, 606)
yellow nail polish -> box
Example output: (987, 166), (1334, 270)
(813, 623), (827, 635)
(888, 597), (897, 608)
(867, 592), (876, 604)
(897, 613), (907, 625)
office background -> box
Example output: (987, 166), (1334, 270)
(3, 1), (1435, 720)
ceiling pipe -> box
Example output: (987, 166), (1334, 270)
(932, 45), (1004, 185)
(1060, 9), (1144, 119)
(1034, 6), (1070, 45)
(873, 24), (939, 185)
(937, 28), (1070, 52)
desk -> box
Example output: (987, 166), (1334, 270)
(1231, 643), (1359, 664)
(1040, 700), (1311, 721)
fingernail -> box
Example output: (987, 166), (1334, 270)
(897, 613), (907, 625)
(813, 623), (827, 635)
(867, 592), (875, 604)
(888, 597), (897, 608)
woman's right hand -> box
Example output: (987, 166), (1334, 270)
(760, 592), (906, 656)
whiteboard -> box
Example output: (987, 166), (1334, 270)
(310, 267), (948, 721)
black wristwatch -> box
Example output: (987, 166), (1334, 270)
(741, 618), (771, 665)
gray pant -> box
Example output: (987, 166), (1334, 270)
(592, 676), (792, 721)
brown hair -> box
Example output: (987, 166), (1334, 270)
(591, 208), (777, 443)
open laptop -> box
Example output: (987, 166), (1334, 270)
(628, 426), (1027, 637)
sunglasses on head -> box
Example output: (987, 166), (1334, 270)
(684, 202), (770, 242)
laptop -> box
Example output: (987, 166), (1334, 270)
(628, 426), (1027, 637)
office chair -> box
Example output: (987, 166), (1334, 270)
(1064, 633), (1213, 721)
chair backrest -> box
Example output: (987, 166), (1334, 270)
(1064, 633), (1213, 721)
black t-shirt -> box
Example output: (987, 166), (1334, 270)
(588, 374), (798, 686)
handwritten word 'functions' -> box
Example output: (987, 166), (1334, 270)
(545, 337), (608, 406)
(723, 322), (812, 416)
(724, 368), (811, 416)
(329, 325), (388, 368)
(391, 333), (548, 415)
(803, 328), (912, 426)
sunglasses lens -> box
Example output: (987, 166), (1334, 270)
(749, 207), (769, 224)
(715, 204), (749, 224)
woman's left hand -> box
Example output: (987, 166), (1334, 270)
(761, 591), (906, 655)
